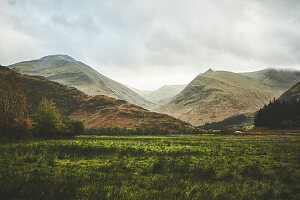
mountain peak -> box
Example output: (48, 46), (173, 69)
(204, 68), (214, 74)
(40, 54), (77, 62)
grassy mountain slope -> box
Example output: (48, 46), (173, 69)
(203, 81), (300, 131)
(278, 81), (300, 102)
(9, 55), (155, 110)
(242, 68), (300, 90)
(0, 67), (194, 133)
(130, 84), (187, 106)
(157, 71), (282, 126)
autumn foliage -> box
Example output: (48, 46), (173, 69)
(0, 69), (84, 139)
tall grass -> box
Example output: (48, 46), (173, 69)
(0, 135), (299, 199)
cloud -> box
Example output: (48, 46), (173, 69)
(0, 0), (300, 89)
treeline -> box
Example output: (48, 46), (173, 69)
(0, 70), (84, 140)
(85, 126), (200, 136)
(255, 99), (300, 129)
(199, 114), (254, 130)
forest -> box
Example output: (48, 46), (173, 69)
(255, 99), (300, 129)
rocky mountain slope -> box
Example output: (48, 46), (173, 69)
(242, 68), (300, 90)
(130, 84), (187, 106)
(9, 55), (155, 110)
(157, 70), (282, 126)
(0, 67), (195, 133)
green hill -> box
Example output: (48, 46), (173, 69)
(9, 55), (156, 110)
(157, 71), (282, 126)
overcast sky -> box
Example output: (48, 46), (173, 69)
(1, 0), (300, 90)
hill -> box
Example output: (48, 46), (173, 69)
(242, 68), (300, 90)
(201, 81), (300, 131)
(0, 67), (195, 133)
(278, 81), (300, 102)
(157, 71), (282, 126)
(130, 84), (187, 106)
(9, 55), (155, 110)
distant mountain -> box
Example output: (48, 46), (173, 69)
(130, 84), (187, 106)
(242, 68), (300, 90)
(278, 81), (300, 102)
(9, 55), (155, 110)
(0, 67), (195, 133)
(157, 71), (282, 126)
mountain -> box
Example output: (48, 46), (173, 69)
(0, 66), (195, 133)
(9, 55), (155, 110)
(200, 81), (300, 130)
(157, 71), (282, 126)
(278, 81), (300, 102)
(130, 84), (187, 106)
(242, 68), (300, 90)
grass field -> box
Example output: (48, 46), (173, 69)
(0, 135), (299, 199)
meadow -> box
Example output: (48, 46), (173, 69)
(0, 135), (299, 199)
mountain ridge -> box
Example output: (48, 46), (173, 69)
(278, 81), (300, 102)
(157, 70), (283, 126)
(9, 55), (156, 110)
(129, 84), (187, 107)
(0, 66), (196, 133)
(242, 68), (300, 90)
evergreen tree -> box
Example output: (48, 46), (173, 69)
(255, 99), (300, 129)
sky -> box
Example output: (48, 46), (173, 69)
(0, 0), (300, 90)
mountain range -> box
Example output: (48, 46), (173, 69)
(9, 55), (156, 110)
(129, 84), (187, 107)
(157, 70), (292, 126)
(0, 66), (195, 133)
(7, 55), (300, 127)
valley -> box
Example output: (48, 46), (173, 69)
(1, 1), (300, 199)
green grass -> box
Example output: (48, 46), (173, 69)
(0, 135), (300, 199)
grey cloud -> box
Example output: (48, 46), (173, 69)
(51, 13), (100, 33)
(0, 0), (300, 89)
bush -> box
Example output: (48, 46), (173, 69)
(221, 127), (233, 135)
(65, 120), (85, 136)
(32, 98), (64, 138)
(31, 98), (84, 138)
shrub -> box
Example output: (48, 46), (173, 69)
(32, 98), (64, 138)
(65, 120), (85, 136)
